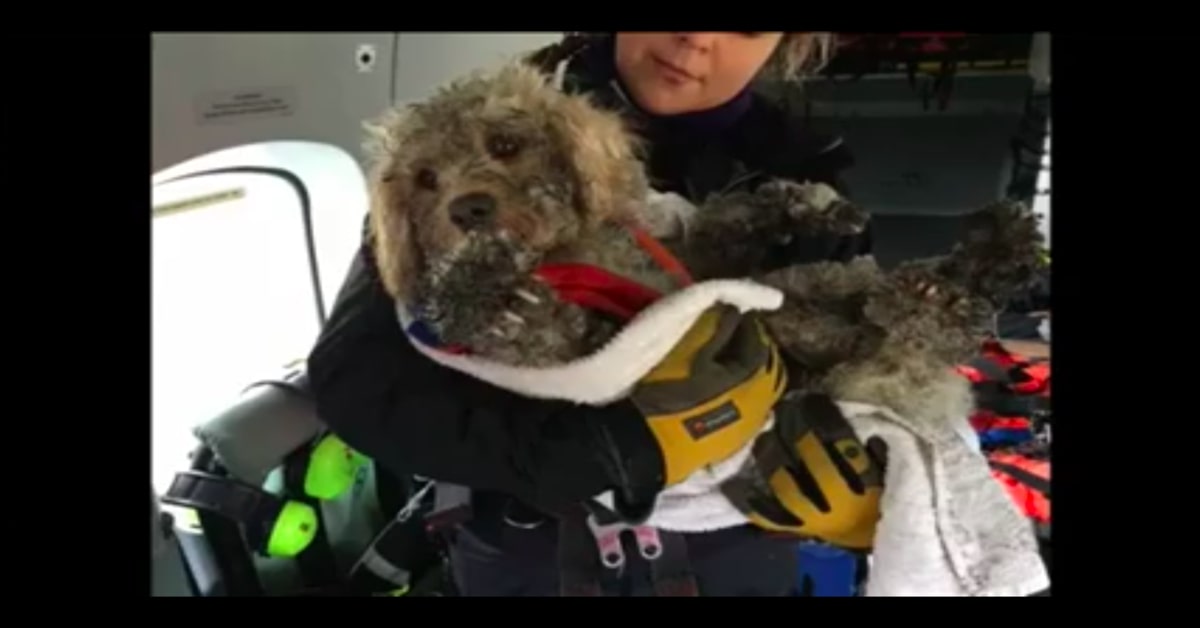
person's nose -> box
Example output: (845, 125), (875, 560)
(674, 32), (719, 54)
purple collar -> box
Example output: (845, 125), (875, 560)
(660, 88), (753, 135)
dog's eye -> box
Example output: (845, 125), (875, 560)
(486, 134), (522, 159)
(415, 168), (438, 191)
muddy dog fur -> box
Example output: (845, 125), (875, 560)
(363, 62), (1044, 428)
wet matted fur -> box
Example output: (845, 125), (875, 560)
(363, 61), (1045, 426)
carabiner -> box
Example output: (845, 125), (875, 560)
(586, 517), (625, 570)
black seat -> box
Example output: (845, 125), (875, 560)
(152, 486), (198, 596)
(156, 371), (400, 596)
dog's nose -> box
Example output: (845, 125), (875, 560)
(448, 192), (497, 231)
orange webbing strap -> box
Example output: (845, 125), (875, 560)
(987, 451), (1050, 523)
(628, 225), (694, 288)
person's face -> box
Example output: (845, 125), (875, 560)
(614, 32), (784, 115)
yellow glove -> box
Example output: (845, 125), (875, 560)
(720, 392), (886, 551)
(630, 304), (788, 487)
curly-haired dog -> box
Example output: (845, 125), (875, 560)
(363, 62), (1044, 425)
(752, 199), (1042, 426)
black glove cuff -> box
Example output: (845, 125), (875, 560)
(587, 401), (664, 524)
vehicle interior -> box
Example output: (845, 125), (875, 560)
(151, 32), (1050, 597)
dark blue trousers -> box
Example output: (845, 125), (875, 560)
(448, 520), (798, 596)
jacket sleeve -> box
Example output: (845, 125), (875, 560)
(306, 240), (664, 512)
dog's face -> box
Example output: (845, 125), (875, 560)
(364, 63), (648, 307)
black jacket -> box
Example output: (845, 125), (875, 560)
(306, 38), (872, 517)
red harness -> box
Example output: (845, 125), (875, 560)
(975, 340), (1051, 395)
(532, 225), (693, 322)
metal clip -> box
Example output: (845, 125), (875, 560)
(634, 526), (662, 560)
(396, 481), (434, 523)
(586, 517), (625, 569)
(585, 516), (665, 569)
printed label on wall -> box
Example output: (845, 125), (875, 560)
(195, 86), (297, 125)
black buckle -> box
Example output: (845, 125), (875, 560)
(161, 470), (282, 552)
(423, 484), (473, 533)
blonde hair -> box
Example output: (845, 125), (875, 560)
(771, 32), (835, 80)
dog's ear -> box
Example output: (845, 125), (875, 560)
(367, 175), (420, 302)
(549, 95), (648, 225)
(363, 107), (422, 303)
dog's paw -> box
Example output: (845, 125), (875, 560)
(908, 278), (978, 322)
(480, 276), (593, 358)
(953, 199), (1045, 304)
(641, 190), (700, 239)
(963, 200), (1042, 249)
(890, 262), (996, 334)
(482, 278), (553, 341)
(474, 278), (596, 367)
(755, 179), (869, 236)
(825, 200), (871, 236)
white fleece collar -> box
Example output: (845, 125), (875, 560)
(397, 279), (784, 405)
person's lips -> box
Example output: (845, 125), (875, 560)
(651, 55), (699, 83)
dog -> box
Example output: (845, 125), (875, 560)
(363, 62), (1044, 427)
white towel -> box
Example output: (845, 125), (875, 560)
(840, 402), (1049, 597)
(398, 278), (1048, 596)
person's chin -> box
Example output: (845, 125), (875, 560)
(632, 87), (701, 116)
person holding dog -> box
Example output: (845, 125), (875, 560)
(307, 32), (881, 596)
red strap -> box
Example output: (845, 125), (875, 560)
(990, 417), (1032, 431)
(1015, 363), (1051, 391)
(970, 411), (1031, 432)
(956, 365), (985, 383)
(1011, 363), (1050, 394)
(532, 225), (692, 322)
(628, 225), (693, 288)
(989, 449), (1051, 524)
(1023, 363), (1050, 381)
(988, 452), (1050, 482)
(533, 264), (664, 322)
(991, 469), (1051, 523)
(981, 340), (1024, 369)
(417, 226), (689, 355)
(980, 341), (1052, 395)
